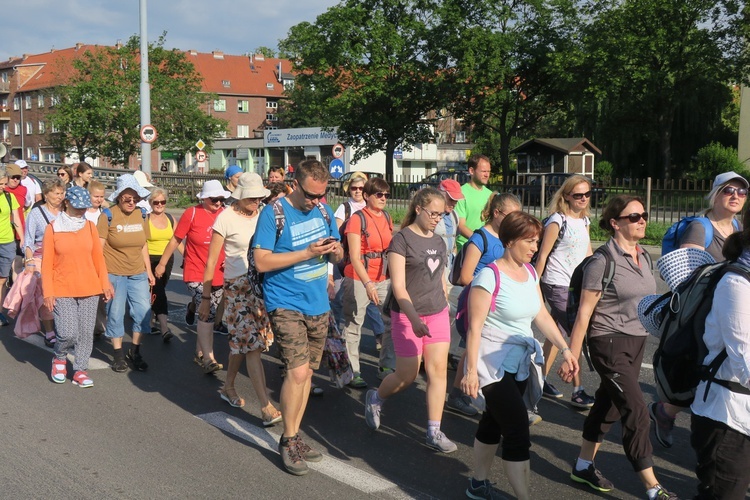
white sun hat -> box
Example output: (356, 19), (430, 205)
(638, 294), (670, 338)
(197, 179), (231, 199)
(656, 248), (716, 292)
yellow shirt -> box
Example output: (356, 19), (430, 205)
(147, 215), (174, 256)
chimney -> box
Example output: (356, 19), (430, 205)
(115, 39), (123, 49)
(255, 53), (265, 61)
(189, 49), (198, 56)
(75, 42), (84, 50)
(212, 50), (224, 60)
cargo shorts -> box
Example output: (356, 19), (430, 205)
(269, 308), (328, 371)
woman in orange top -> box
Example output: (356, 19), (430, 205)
(43, 186), (113, 387)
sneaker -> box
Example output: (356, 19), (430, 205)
(51, 358), (67, 384)
(466, 478), (508, 499)
(0, 312), (8, 327)
(185, 302), (195, 326)
(651, 484), (678, 499)
(364, 389), (381, 430)
(162, 329), (174, 343)
(279, 436), (308, 476)
(293, 435), (322, 463)
(570, 463), (614, 492)
(570, 389), (595, 409)
(348, 374), (367, 389)
(543, 381), (563, 399)
(527, 409), (542, 426)
(377, 367), (394, 380)
(375, 335), (382, 351)
(648, 402), (674, 448)
(126, 349), (149, 371)
(72, 370), (94, 388)
(214, 323), (229, 335)
(447, 394), (479, 416)
(426, 430), (458, 453)
(111, 358), (128, 373)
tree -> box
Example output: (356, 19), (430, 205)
(49, 34), (226, 166)
(279, 0), (450, 178)
(253, 46), (277, 58)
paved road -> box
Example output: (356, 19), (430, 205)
(0, 246), (702, 499)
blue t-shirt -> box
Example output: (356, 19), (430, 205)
(467, 227), (504, 277)
(253, 198), (339, 316)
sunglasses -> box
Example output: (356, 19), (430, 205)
(722, 186), (748, 197)
(209, 197), (225, 203)
(10, 175), (21, 180)
(120, 197), (140, 204)
(616, 212), (649, 223)
(151, 200), (167, 206)
(57, 172), (68, 177)
(349, 186), (363, 192)
(570, 191), (592, 200)
(297, 182), (327, 201)
(373, 192), (390, 199)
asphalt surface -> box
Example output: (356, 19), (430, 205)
(0, 230), (706, 499)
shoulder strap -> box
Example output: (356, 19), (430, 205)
(487, 262), (501, 313)
(478, 228), (489, 255)
(3, 192), (12, 212)
(272, 199), (286, 240)
(36, 205), (50, 225)
(524, 262), (537, 281)
(592, 244), (617, 290)
(356, 210), (368, 239)
(317, 203), (332, 228)
(103, 207), (113, 225)
(165, 213), (175, 227)
(384, 210), (393, 231)
(697, 217), (713, 249)
(344, 202), (352, 221)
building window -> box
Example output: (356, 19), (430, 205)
(1, 97), (7, 109)
(38, 94), (44, 108)
(26, 121), (33, 134)
(237, 125), (250, 138)
(25, 96), (32, 109)
(51, 123), (59, 133)
(13, 97), (20, 110)
(26, 147), (33, 158)
(237, 100), (248, 113)
(266, 113), (278, 121)
(266, 83), (274, 90)
(266, 100), (278, 109)
(265, 126), (278, 130)
(1, 123), (8, 141)
(455, 130), (467, 143)
(50, 95), (59, 107)
(213, 99), (226, 112)
(38, 121), (46, 134)
(1, 73), (7, 83)
(222, 80), (230, 88)
(14, 123), (21, 135)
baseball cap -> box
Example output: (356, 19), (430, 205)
(706, 171), (749, 200)
(439, 179), (464, 200)
(6, 164), (22, 177)
(14, 160), (28, 169)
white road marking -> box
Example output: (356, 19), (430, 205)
(197, 411), (415, 499)
(171, 272), (183, 279)
(20, 333), (111, 370)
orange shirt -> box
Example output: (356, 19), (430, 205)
(42, 221), (110, 299)
(344, 207), (392, 282)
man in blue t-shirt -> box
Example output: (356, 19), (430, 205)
(253, 159), (343, 476)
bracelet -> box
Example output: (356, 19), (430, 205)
(560, 347), (571, 354)
(24, 258), (34, 263)
(364, 281), (373, 288)
(25, 264), (36, 267)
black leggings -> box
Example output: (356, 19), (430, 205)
(150, 254), (173, 316)
(476, 374), (530, 462)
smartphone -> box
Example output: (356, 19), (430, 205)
(321, 237), (339, 245)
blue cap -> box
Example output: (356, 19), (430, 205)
(66, 186), (92, 209)
(225, 165), (243, 179)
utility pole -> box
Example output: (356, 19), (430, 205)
(739, 85), (750, 167)
(139, 0), (151, 172)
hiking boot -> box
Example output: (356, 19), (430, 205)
(111, 358), (128, 373)
(648, 402), (674, 448)
(543, 381), (563, 399)
(426, 430), (457, 453)
(364, 389), (381, 430)
(377, 367), (394, 380)
(349, 374), (367, 389)
(527, 409), (542, 426)
(126, 349), (149, 371)
(279, 436), (308, 476)
(651, 484), (678, 499)
(466, 478), (508, 499)
(293, 435), (322, 462)
(447, 394), (479, 416)
(570, 463), (614, 492)
(570, 389), (595, 409)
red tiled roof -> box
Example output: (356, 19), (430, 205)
(5, 45), (102, 92)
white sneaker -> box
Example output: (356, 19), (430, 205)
(426, 430), (457, 453)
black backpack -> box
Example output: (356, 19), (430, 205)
(651, 261), (750, 407)
(449, 229), (488, 286)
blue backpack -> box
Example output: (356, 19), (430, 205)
(661, 216), (738, 256)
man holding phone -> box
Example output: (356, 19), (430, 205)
(253, 159), (343, 476)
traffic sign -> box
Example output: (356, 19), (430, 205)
(140, 124), (157, 144)
(329, 159), (344, 179)
(195, 150), (207, 162)
(332, 143), (345, 159)
(195, 139), (206, 150)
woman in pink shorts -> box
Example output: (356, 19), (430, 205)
(364, 187), (456, 453)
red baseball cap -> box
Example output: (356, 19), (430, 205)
(439, 179), (464, 200)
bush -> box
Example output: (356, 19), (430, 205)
(595, 161), (614, 183)
(589, 218), (670, 246)
(690, 142), (748, 180)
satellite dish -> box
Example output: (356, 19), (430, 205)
(0, 143), (6, 160)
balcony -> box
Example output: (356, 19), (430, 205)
(0, 107), (9, 121)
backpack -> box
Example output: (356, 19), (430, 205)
(454, 262), (536, 340)
(338, 209), (393, 275)
(449, 229), (489, 286)
(530, 212), (566, 268)
(246, 200), (332, 298)
(102, 206), (148, 225)
(660, 216), (739, 256)
(651, 261), (750, 407)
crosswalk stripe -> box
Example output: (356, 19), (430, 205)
(197, 411), (416, 499)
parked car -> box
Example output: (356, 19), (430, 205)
(511, 173), (607, 207)
(329, 171), (383, 196)
(408, 169), (471, 196)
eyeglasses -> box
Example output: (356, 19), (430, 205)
(570, 191), (592, 200)
(120, 197), (140, 204)
(349, 186), (363, 192)
(420, 207), (443, 220)
(208, 197), (225, 203)
(616, 212), (649, 223)
(10, 175), (21, 180)
(151, 200), (167, 206)
(373, 192), (390, 199)
(722, 186), (748, 197)
(297, 182), (327, 201)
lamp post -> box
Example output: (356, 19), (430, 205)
(139, 0), (151, 172)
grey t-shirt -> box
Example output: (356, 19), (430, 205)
(681, 219), (742, 263)
(388, 227), (448, 316)
(582, 238), (655, 338)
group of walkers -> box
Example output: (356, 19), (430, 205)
(3, 156), (749, 499)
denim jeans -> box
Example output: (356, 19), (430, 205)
(105, 272), (151, 339)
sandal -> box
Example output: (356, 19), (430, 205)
(261, 406), (283, 427)
(72, 370), (94, 388)
(219, 387), (245, 408)
(51, 358), (67, 384)
(203, 360), (222, 374)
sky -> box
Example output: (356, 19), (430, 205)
(1, 0), (339, 61)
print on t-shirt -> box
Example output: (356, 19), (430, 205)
(292, 217), (328, 282)
(425, 248), (443, 278)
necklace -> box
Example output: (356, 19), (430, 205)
(234, 205), (256, 217)
(708, 215), (734, 238)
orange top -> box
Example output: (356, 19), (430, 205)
(42, 221), (110, 299)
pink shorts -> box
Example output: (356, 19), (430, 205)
(390, 306), (450, 357)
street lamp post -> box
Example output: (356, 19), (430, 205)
(139, 0), (151, 172)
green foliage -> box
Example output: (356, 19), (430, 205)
(253, 46), (276, 58)
(690, 142), (748, 180)
(589, 218), (670, 246)
(595, 161), (614, 183)
(48, 34), (226, 165)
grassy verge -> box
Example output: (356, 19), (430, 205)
(589, 218), (669, 246)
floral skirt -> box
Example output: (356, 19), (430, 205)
(223, 275), (274, 354)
